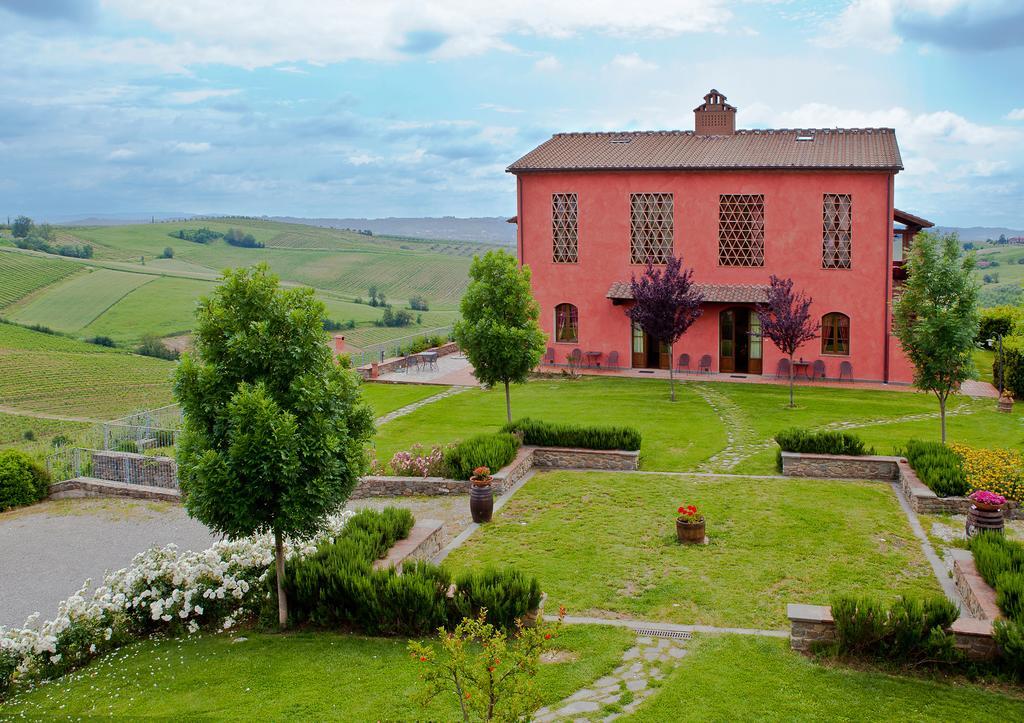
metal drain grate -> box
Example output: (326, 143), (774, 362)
(633, 628), (692, 640)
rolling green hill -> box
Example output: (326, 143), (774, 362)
(971, 245), (1024, 307)
(0, 252), (82, 309)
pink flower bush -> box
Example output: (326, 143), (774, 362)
(388, 443), (449, 477)
(969, 490), (1007, 507)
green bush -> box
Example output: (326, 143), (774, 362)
(994, 618), (1024, 678)
(970, 532), (1024, 589)
(995, 335), (1024, 399)
(997, 571), (1024, 622)
(450, 566), (542, 629)
(831, 594), (960, 664)
(977, 305), (1023, 344)
(501, 417), (641, 451)
(442, 432), (520, 480)
(774, 428), (871, 457)
(0, 449), (51, 511)
(903, 440), (970, 497)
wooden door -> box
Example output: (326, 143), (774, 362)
(748, 313), (763, 374)
(719, 310), (735, 373)
(631, 323), (645, 368)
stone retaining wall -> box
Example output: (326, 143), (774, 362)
(492, 446), (536, 493)
(92, 451), (178, 489)
(372, 519), (445, 572)
(787, 603), (999, 662)
(49, 477), (181, 503)
(952, 550), (1002, 621)
(780, 451), (899, 480)
(352, 476), (467, 498)
(533, 446), (640, 471)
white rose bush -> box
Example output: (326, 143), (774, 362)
(0, 511), (354, 697)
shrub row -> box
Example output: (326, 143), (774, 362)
(994, 335), (1024, 400)
(284, 510), (540, 635)
(0, 449), (50, 512)
(442, 432), (520, 480)
(831, 594), (961, 664)
(977, 305), (1024, 345)
(902, 440), (970, 497)
(970, 532), (1024, 678)
(501, 418), (641, 451)
(773, 428), (871, 462)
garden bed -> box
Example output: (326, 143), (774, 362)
(898, 460), (1023, 518)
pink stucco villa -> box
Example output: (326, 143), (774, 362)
(507, 90), (932, 384)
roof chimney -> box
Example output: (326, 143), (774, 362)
(694, 89), (736, 136)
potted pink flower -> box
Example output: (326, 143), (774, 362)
(969, 490), (1007, 512)
(469, 466), (494, 523)
(676, 504), (705, 544)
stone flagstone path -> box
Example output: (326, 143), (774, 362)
(533, 634), (690, 722)
(373, 385), (470, 426)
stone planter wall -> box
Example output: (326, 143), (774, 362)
(533, 446), (640, 471)
(780, 451), (899, 480)
(898, 461), (1023, 519)
(92, 451), (178, 489)
(49, 477), (181, 503)
(352, 476), (467, 498)
(952, 550), (1002, 621)
(492, 446), (536, 493)
(372, 519), (445, 572)
(357, 341), (459, 379)
(787, 603), (1000, 662)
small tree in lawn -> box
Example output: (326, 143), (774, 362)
(625, 255), (704, 401)
(173, 264), (374, 628)
(893, 231), (979, 442)
(455, 250), (546, 422)
(757, 275), (820, 408)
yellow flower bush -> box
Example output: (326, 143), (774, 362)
(950, 443), (1024, 501)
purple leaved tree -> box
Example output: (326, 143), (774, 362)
(625, 255), (704, 401)
(757, 275), (821, 408)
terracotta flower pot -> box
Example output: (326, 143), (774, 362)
(972, 502), (1002, 512)
(676, 518), (705, 544)
(470, 482), (494, 523)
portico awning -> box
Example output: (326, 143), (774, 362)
(606, 281), (769, 304)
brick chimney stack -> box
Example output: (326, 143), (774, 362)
(694, 89), (736, 136)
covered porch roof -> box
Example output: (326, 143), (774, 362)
(606, 281), (769, 304)
(893, 208), (934, 231)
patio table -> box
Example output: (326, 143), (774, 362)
(584, 351), (602, 368)
(792, 360), (812, 380)
(417, 351), (439, 371)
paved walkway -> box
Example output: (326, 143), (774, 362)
(377, 353), (479, 387)
(0, 498), (216, 628)
(961, 379), (999, 398)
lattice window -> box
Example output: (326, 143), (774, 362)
(552, 193), (578, 263)
(823, 193), (852, 269)
(630, 193), (673, 264)
(822, 312), (850, 355)
(718, 194), (764, 266)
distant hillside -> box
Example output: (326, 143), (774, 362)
(272, 216), (516, 245)
(936, 226), (1024, 243)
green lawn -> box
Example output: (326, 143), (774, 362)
(447, 471), (941, 629)
(374, 376), (728, 471)
(0, 626), (634, 719)
(360, 382), (448, 418)
(627, 635), (1024, 721)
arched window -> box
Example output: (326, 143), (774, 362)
(822, 313), (850, 355)
(555, 303), (578, 343)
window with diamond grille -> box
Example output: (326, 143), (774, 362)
(823, 194), (852, 269)
(630, 193), (674, 264)
(718, 194), (765, 266)
(552, 193), (578, 263)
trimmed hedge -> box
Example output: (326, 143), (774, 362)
(978, 305), (1024, 345)
(903, 440), (970, 497)
(831, 594), (960, 664)
(442, 432), (520, 480)
(0, 449), (51, 512)
(994, 334), (1024, 399)
(501, 418), (641, 451)
(973, 533), (1024, 677)
(773, 428), (871, 459)
(284, 510), (540, 635)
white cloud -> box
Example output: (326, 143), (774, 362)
(106, 148), (137, 160)
(479, 103), (523, 114)
(166, 88), (240, 104)
(98, 1), (733, 68)
(1008, 108), (1024, 121)
(533, 55), (561, 72)
(172, 141), (212, 154)
(607, 53), (659, 71)
(815, 0), (900, 51)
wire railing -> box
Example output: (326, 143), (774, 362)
(347, 326), (453, 368)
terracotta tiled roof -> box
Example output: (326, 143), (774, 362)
(893, 208), (934, 229)
(606, 281), (769, 304)
(508, 129), (903, 173)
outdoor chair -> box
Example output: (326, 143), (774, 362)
(606, 350), (620, 369)
(677, 353), (690, 373)
(567, 348), (583, 367)
(811, 359), (827, 381)
(839, 360), (853, 382)
(543, 347), (555, 365)
(698, 354), (712, 374)
(776, 358), (791, 379)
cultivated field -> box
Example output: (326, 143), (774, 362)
(0, 252), (81, 309)
(8, 269), (153, 334)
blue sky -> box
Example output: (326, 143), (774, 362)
(1, 0), (1023, 227)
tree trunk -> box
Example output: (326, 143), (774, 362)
(504, 381), (512, 423)
(788, 352), (795, 408)
(939, 394), (947, 443)
(668, 342), (676, 402)
(275, 529), (288, 629)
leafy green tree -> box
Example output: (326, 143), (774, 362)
(173, 264), (374, 627)
(11, 216), (33, 238)
(455, 250), (546, 422)
(893, 232), (979, 442)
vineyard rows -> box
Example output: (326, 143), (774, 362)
(0, 252), (81, 309)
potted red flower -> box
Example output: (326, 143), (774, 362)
(469, 466), (494, 523)
(969, 490), (1007, 512)
(676, 504), (705, 544)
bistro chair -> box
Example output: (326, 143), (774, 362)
(677, 353), (690, 373)
(839, 360), (854, 382)
(776, 358), (791, 379)
(567, 348), (583, 367)
(698, 354), (712, 374)
(811, 359), (827, 381)
(543, 347), (555, 365)
(606, 350), (620, 369)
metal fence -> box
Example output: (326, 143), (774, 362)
(46, 447), (95, 483)
(102, 404), (182, 452)
(347, 326), (453, 368)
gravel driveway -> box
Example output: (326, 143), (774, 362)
(0, 498), (217, 629)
